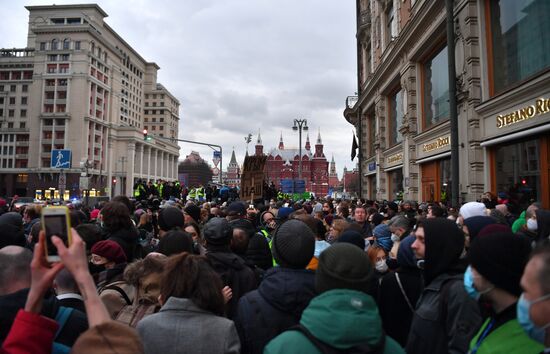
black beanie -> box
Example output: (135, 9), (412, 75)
(158, 207), (185, 232)
(337, 230), (366, 250)
(272, 220), (315, 269)
(184, 204), (201, 224)
(158, 230), (193, 257)
(468, 231), (531, 297)
(316, 243), (373, 294)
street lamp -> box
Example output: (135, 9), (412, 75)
(292, 119), (308, 180)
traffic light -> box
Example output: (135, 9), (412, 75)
(143, 129), (152, 141)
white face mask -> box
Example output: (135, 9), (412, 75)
(375, 260), (388, 273)
(391, 233), (400, 243)
(527, 218), (538, 231)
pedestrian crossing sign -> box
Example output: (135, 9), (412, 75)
(51, 149), (72, 169)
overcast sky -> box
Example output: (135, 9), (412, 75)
(0, 0), (358, 179)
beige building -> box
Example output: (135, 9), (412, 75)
(0, 4), (180, 199)
(344, 0), (550, 209)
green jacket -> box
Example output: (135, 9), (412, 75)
(469, 317), (543, 354)
(264, 289), (405, 354)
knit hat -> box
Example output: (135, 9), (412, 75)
(157, 230), (194, 256)
(463, 216), (497, 242)
(468, 231), (531, 296)
(277, 207), (294, 221)
(272, 219), (315, 269)
(158, 207), (185, 232)
(337, 230), (366, 250)
(372, 224), (392, 252)
(91, 240), (127, 264)
(72, 321), (144, 354)
(477, 224), (512, 238)
(184, 204), (201, 223)
(90, 209), (100, 220)
(459, 202), (487, 220)
(371, 213), (385, 226)
(203, 217), (232, 245)
(226, 202), (246, 217)
(316, 243), (373, 294)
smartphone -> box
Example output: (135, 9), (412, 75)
(41, 206), (71, 262)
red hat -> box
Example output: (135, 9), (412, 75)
(90, 209), (100, 220)
(91, 240), (127, 264)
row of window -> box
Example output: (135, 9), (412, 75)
(0, 109), (27, 118)
(39, 39), (80, 51)
(0, 71), (33, 80)
(0, 96), (28, 105)
(0, 84), (29, 92)
(144, 117), (165, 123)
(0, 121), (26, 129)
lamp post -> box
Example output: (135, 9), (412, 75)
(292, 119), (308, 180)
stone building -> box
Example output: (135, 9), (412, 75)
(0, 4), (180, 199)
(344, 0), (550, 209)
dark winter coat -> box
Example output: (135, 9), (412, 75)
(206, 249), (257, 319)
(246, 232), (273, 270)
(105, 227), (140, 262)
(535, 209), (550, 242)
(0, 288), (88, 347)
(235, 267), (316, 354)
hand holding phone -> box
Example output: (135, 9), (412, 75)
(41, 206), (72, 262)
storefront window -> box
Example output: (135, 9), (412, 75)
(388, 89), (404, 146)
(423, 46), (449, 129)
(439, 158), (452, 204)
(494, 139), (540, 210)
(489, 0), (550, 94)
(388, 169), (403, 201)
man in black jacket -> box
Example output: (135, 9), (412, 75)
(0, 245), (88, 346)
(235, 219), (316, 354)
(204, 217), (257, 319)
(406, 218), (481, 354)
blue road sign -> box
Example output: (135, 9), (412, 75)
(213, 150), (221, 159)
(51, 149), (71, 169)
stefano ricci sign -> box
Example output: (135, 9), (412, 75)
(496, 97), (550, 129)
(423, 136), (450, 153)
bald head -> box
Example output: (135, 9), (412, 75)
(0, 246), (32, 295)
(495, 204), (509, 215)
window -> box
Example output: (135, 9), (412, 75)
(75, 41), (81, 50)
(9, 97), (15, 105)
(63, 39), (70, 50)
(8, 123), (13, 128)
(59, 64), (69, 73)
(22, 85), (28, 92)
(385, 2), (397, 46)
(21, 97), (27, 105)
(388, 88), (404, 146)
(48, 54), (57, 62)
(423, 45), (449, 129)
(488, 0), (550, 95)
(0, 98), (3, 104)
(20, 122), (26, 129)
(0, 72), (8, 80)
(0, 85), (3, 91)
(40, 42), (46, 50)
(8, 110), (14, 117)
(47, 64), (56, 74)
(51, 39), (58, 50)
(20, 110), (26, 117)
(45, 79), (55, 87)
(10, 85), (16, 92)
(60, 54), (69, 61)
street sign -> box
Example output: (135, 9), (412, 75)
(79, 176), (89, 190)
(213, 151), (221, 159)
(51, 150), (71, 169)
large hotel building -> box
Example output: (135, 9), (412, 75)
(0, 4), (180, 199)
(344, 0), (550, 209)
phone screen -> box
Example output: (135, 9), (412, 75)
(44, 214), (68, 256)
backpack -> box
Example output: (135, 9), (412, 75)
(115, 298), (161, 328)
(291, 323), (386, 354)
(52, 306), (74, 354)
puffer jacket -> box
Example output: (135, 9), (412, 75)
(264, 289), (405, 354)
(235, 267), (315, 354)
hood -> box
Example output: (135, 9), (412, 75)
(300, 289), (383, 349)
(536, 209), (550, 242)
(397, 235), (416, 268)
(463, 216), (497, 243)
(207, 251), (246, 271)
(258, 267), (316, 316)
(423, 218), (465, 285)
(0, 212), (25, 248)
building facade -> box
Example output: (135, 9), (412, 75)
(254, 131), (331, 196)
(344, 0), (550, 209)
(0, 4), (180, 199)
(225, 149), (241, 187)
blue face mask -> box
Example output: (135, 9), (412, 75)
(464, 266), (480, 300)
(517, 293), (550, 344)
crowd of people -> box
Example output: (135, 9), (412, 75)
(0, 193), (549, 354)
